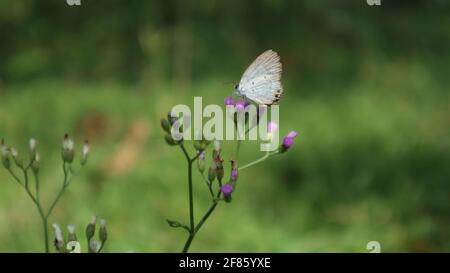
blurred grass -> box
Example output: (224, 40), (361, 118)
(0, 64), (448, 252)
(0, 0), (449, 252)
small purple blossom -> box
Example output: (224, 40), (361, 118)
(282, 130), (298, 149)
(235, 99), (250, 111)
(220, 183), (234, 197)
(230, 159), (238, 181)
(224, 96), (234, 106)
(286, 131), (297, 139)
(231, 169), (238, 181)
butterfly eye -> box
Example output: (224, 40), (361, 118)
(234, 84), (239, 90)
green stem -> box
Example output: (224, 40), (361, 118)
(22, 168), (49, 252)
(235, 140), (242, 161)
(46, 163), (70, 219)
(42, 217), (49, 253)
(179, 144), (195, 234)
(7, 169), (23, 186)
(238, 152), (269, 171)
(201, 173), (214, 198)
(182, 191), (222, 253)
(33, 172), (40, 205)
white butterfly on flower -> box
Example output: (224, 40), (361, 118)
(234, 49), (283, 106)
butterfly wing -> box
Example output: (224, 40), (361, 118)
(237, 49), (283, 105)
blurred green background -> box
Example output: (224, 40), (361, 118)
(0, 0), (449, 252)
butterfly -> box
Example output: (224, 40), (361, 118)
(234, 49), (283, 106)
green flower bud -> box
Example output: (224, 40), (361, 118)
(208, 161), (217, 183)
(31, 153), (40, 174)
(197, 151), (205, 174)
(52, 223), (65, 253)
(61, 134), (74, 163)
(1, 139), (11, 169)
(85, 215), (96, 242)
(212, 151), (224, 182)
(161, 118), (171, 134)
(99, 219), (107, 245)
(10, 148), (23, 168)
(216, 164), (224, 182)
(164, 134), (177, 146)
(67, 224), (77, 242)
(89, 239), (101, 253)
(29, 138), (37, 161)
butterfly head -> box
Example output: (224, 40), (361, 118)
(234, 84), (241, 95)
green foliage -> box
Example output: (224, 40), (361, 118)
(0, 0), (449, 252)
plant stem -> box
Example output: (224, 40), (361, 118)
(46, 163), (70, 218)
(42, 217), (49, 253)
(201, 173), (214, 198)
(235, 140), (241, 161)
(238, 152), (269, 170)
(182, 191), (221, 253)
(22, 168), (49, 252)
(179, 144), (195, 235)
(13, 162), (72, 253)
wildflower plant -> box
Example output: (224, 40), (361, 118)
(161, 96), (298, 252)
(0, 134), (90, 252)
(52, 216), (108, 253)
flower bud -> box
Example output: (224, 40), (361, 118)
(85, 215), (96, 242)
(224, 96), (234, 106)
(213, 152), (224, 182)
(216, 163), (224, 182)
(235, 99), (248, 112)
(161, 118), (171, 134)
(67, 224), (77, 242)
(31, 152), (40, 174)
(213, 140), (221, 153)
(1, 139), (11, 169)
(81, 140), (89, 166)
(29, 138), (37, 161)
(167, 111), (178, 125)
(220, 183), (234, 203)
(61, 133), (74, 163)
(197, 151), (205, 174)
(280, 130), (298, 153)
(10, 147), (23, 168)
(52, 223), (65, 252)
(208, 161), (217, 183)
(89, 239), (101, 253)
(164, 134), (178, 146)
(99, 219), (107, 245)
(230, 160), (238, 182)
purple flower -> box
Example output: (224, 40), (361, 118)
(231, 169), (238, 181)
(220, 183), (234, 197)
(235, 99), (249, 111)
(224, 96), (234, 106)
(282, 130), (298, 150)
(286, 131), (298, 139)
